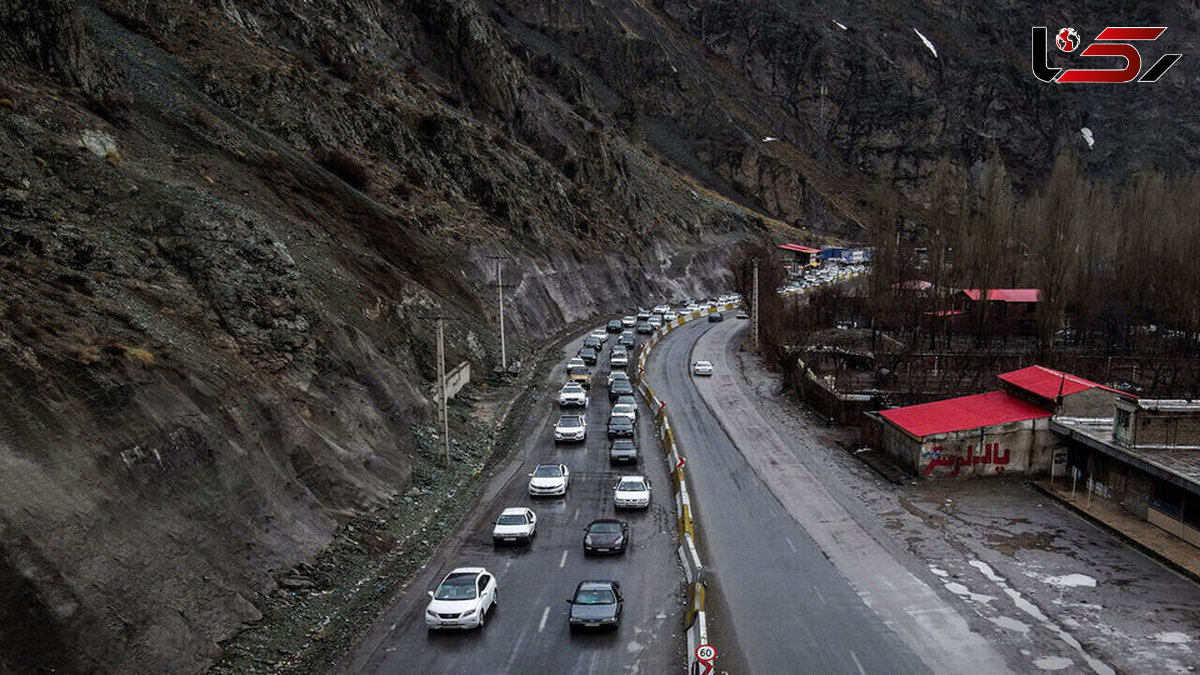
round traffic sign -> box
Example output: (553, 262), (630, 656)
(696, 644), (717, 661)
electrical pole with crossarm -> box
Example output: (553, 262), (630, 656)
(487, 256), (515, 373)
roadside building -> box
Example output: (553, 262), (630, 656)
(955, 288), (1041, 335)
(874, 390), (1056, 477)
(870, 365), (1130, 478)
(777, 244), (820, 275)
(1055, 400), (1200, 547)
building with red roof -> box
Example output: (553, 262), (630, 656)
(777, 243), (821, 274)
(954, 288), (1041, 336)
(999, 365), (1134, 416)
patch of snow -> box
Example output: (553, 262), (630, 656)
(1081, 127), (1095, 149)
(833, 20), (848, 31)
(762, 136), (779, 142)
(80, 129), (118, 158)
(914, 28), (938, 58)
(1033, 656), (1074, 670)
(944, 581), (996, 604)
(1154, 631), (1192, 644)
(929, 566), (949, 577)
(992, 616), (1031, 633)
(1043, 573), (1097, 588)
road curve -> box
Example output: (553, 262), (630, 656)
(343, 329), (683, 674)
(646, 316), (932, 675)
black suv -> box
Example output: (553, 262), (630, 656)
(583, 336), (603, 352)
(606, 319), (623, 333)
(578, 346), (598, 365)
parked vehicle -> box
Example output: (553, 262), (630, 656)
(583, 519), (629, 555)
(567, 580), (623, 631)
(692, 360), (714, 376)
(554, 414), (587, 443)
(613, 476), (651, 509)
(493, 508), (537, 545)
(558, 382), (588, 407)
(425, 567), (497, 630)
(607, 415), (635, 438)
(609, 438), (638, 464)
(528, 463), (570, 497)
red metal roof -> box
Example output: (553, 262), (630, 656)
(880, 391), (1051, 438)
(960, 288), (1041, 303)
(777, 243), (821, 254)
(998, 365), (1131, 400)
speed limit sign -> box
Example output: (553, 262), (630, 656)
(696, 644), (717, 662)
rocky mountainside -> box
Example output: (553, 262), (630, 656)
(0, 0), (1196, 672)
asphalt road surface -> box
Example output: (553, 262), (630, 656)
(647, 316), (935, 675)
(344, 330), (683, 674)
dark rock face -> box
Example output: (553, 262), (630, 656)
(1, 0), (1194, 671)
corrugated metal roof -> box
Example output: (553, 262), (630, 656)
(777, 243), (821, 254)
(998, 365), (1131, 399)
(880, 390), (1051, 438)
(960, 288), (1041, 302)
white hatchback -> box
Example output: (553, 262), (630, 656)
(692, 361), (714, 376)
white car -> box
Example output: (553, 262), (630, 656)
(425, 567), (498, 630)
(613, 476), (651, 509)
(568, 357), (586, 371)
(621, 316), (637, 328)
(559, 383), (588, 407)
(652, 304), (671, 314)
(590, 329), (608, 344)
(647, 315), (663, 328)
(611, 402), (637, 423)
(663, 311), (678, 322)
(554, 414), (587, 442)
(529, 463), (570, 497)
(492, 507), (537, 545)
(692, 361), (714, 376)
(607, 370), (630, 388)
(610, 350), (628, 368)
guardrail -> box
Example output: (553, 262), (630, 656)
(635, 303), (735, 673)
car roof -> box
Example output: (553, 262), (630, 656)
(534, 462), (563, 469)
(447, 566), (486, 575)
(695, 360), (712, 365)
(587, 518), (625, 526)
(617, 475), (646, 482)
(611, 438), (635, 445)
(577, 580), (618, 590)
(500, 507), (529, 516)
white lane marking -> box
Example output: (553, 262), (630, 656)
(559, 549), (569, 568)
(573, 507), (580, 521)
(850, 650), (867, 675)
(784, 536), (797, 553)
(538, 606), (550, 633)
(814, 586), (827, 607)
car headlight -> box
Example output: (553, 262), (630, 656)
(601, 617), (617, 623)
(614, 536), (624, 545)
(585, 535), (593, 545)
(462, 608), (476, 617)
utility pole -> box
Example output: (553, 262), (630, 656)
(487, 256), (513, 373)
(435, 317), (450, 467)
(752, 258), (760, 351)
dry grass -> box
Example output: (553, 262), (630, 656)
(123, 348), (156, 367)
(69, 345), (103, 364)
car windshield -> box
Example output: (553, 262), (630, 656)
(560, 416), (582, 427)
(612, 372), (628, 379)
(434, 573), (478, 600)
(612, 440), (634, 450)
(588, 522), (622, 534)
(614, 405), (633, 413)
(569, 367), (589, 376)
(533, 465), (562, 478)
(563, 385), (581, 392)
(610, 418), (630, 427)
(618, 481), (645, 492)
(574, 589), (616, 605)
(497, 514), (527, 525)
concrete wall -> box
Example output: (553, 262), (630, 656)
(1059, 388), (1122, 418)
(1132, 409), (1200, 447)
(880, 418), (1062, 478)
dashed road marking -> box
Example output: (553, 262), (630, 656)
(559, 549), (569, 568)
(849, 650), (867, 675)
(814, 586), (827, 607)
(538, 606), (550, 633)
(785, 536), (797, 552)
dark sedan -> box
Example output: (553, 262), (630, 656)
(609, 438), (638, 464)
(607, 415), (634, 438)
(608, 378), (634, 402)
(583, 519), (629, 555)
(606, 319), (623, 333)
(567, 580), (623, 631)
(578, 346), (598, 365)
(617, 331), (636, 348)
(707, 312), (724, 323)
